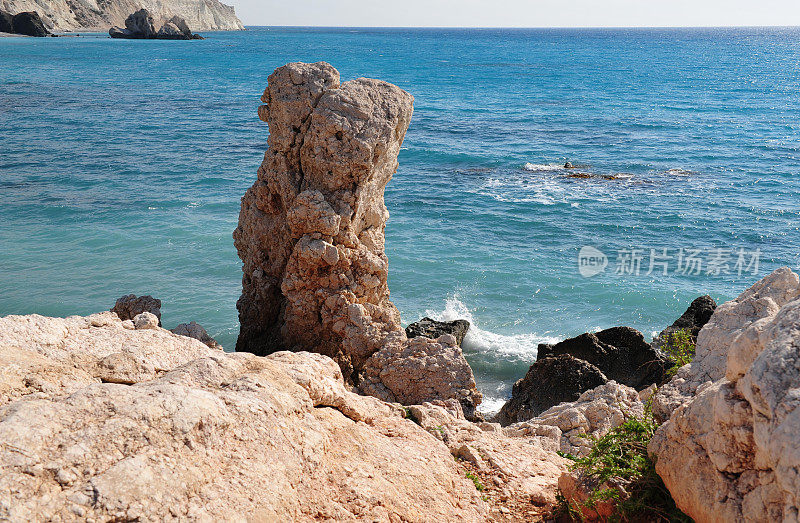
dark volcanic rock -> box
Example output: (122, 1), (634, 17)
(537, 326), (672, 390)
(653, 295), (717, 348)
(125, 8), (156, 35)
(405, 317), (470, 346)
(109, 10), (203, 40)
(0, 11), (13, 33)
(111, 294), (162, 326)
(9, 12), (51, 36)
(494, 354), (608, 426)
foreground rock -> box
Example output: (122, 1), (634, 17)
(494, 354), (607, 426)
(538, 326), (672, 391)
(0, 10), (51, 36)
(0, 312), (489, 521)
(652, 267), (800, 422)
(404, 381), (644, 517)
(505, 381), (645, 458)
(0, 0), (242, 31)
(406, 316), (470, 346)
(234, 62), (481, 416)
(652, 294), (717, 349)
(649, 267), (800, 522)
(109, 9), (202, 39)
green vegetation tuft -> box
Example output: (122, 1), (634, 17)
(557, 408), (692, 522)
(662, 328), (697, 378)
(402, 406), (421, 425)
(465, 471), (485, 492)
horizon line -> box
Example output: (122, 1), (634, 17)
(239, 24), (800, 30)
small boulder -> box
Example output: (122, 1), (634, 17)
(652, 295), (716, 349)
(170, 321), (221, 350)
(405, 317), (470, 346)
(537, 326), (672, 391)
(494, 354), (608, 426)
(111, 294), (161, 326)
(11, 12), (51, 37)
(133, 312), (159, 330)
(564, 161), (574, 169)
(95, 352), (156, 384)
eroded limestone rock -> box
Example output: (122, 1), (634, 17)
(234, 62), (480, 414)
(0, 312), (488, 521)
(652, 267), (800, 422)
(505, 380), (645, 458)
(408, 401), (569, 509)
(648, 268), (800, 522)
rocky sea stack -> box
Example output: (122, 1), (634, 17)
(109, 9), (203, 40)
(234, 62), (482, 418)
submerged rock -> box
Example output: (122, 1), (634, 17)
(494, 354), (607, 426)
(649, 268), (800, 521)
(109, 9), (203, 39)
(537, 326), (672, 391)
(234, 62), (481, 415)
(406, 317), (470, 346)
(652, 294), (717, 349)
(111, 294), (161, 326)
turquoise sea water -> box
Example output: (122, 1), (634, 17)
(2, 27), (799, 411)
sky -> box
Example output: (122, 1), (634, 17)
(231, 0), (800, 28)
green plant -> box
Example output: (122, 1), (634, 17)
(402, 407), (420, 425)
(558, 410), (691, 522)
(662, 328), (696, 378)
(465, 471), (485, 492)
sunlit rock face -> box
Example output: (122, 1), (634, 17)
(234, 62), (482, 416)
(649, 267), (800, 522)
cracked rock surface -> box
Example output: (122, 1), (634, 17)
(0, 312), (487, 521)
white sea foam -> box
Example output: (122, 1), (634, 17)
(664, 168), (693, 176)
(421, 296), (563, 416)
(478, 396), (507, 415)
(423, 296), (559, 359)
(523, 162), (563, 172)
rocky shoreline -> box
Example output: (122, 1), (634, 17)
(1, 62), (798, 521)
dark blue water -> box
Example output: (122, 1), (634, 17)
(2, 27), (799, 411)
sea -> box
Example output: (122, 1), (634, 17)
(2, 26), (799, 412)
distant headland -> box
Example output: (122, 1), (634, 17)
(0, 0), (243, 32)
